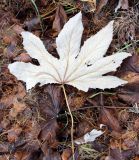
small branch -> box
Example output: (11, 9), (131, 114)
(72, 105), (132, 111)
(62, 85), (75, 160)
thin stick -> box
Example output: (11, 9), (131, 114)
(62, 85), (75, 160)
(72, 105), (132, 111)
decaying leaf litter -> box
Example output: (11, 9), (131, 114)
(0, 0), (139, 160)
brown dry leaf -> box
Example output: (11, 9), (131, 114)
(99, 108), (121, 132)
(117, 55), (139, 103)
(4, 41), (16, 59)
(110, 139), (122, 150)
(39, 85), (62, 119)
(118, 55), (139, 73)
(122, 130), (137, 140)
(95, 0), (108, 14)
(2, 28), (19, 59)
(134, 118), (139, 131)
(120, 0), (129, 9)
(0, 143), (9, 153)
(118, 109), (129, 123)
(52, 5), (67, 35)
(7, 125), (22, 143)
(9, 98), (27, 118)
(32, 85), (62, 154)
(109, 145), (135, 160)
(120, 72), (139, 84)
(109, 148), (134, 160)
(1, 119), (10, 129)
(115, 0), (129, 12)
(135, 156), (139, 160)
(23, 120), (41, 151)
(39, 119), (59, 150)
(105, 156), (115, 160)
(25, 120), (41, 140)
(3, 35), (12, 44)
(118, 82), (139, 103)
(0, 155), (10, 160)
(79, 0), (96, 13)
(109, 130), (138, 160)
(75, 121), (93, 138)
(13, 25), (24, 35)
(1, 82), (26, 108)
(14, 53), (32, 63)
(111, 131), (138, 150)
(24, 17), (40, 31)
(14, 151), (32, 160)
(42, 148), (61, 160)
(68, 92), (86, 111)
(61, 148), (72, 160)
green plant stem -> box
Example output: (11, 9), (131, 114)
(62, 85), (75, 160)
(118, 40), (139, 52)
(29, 0), (43, 32)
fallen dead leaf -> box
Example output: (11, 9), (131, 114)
(42, 148), (61, 160)
(52, 5), (67, 35)
(3, 35), (12, 44)
(109, 130), (138, 160)
(0, 143), (9, 153)
(117, 55), (139, 103)
(99, 108), (122, 132)
(95, 0), (108, 14)
(39, 119), (59, 150)
(4, 41), (16, 59)
(118, 82), (139, 104)
(14, 151), (32, 160)
(1, 119), (10, 129)
(75, 121), (93, 138)
(134, 118), (139, 131)
(115, 0), (129, 12)
(14, 53), (32, 63)
(109, 148), (134, 160)
(7, 125), (22, 143)
(13, 25), (24, 35)
(27, 85), (62, 155)
(135, 156), (139, 160)
(24, 17), (40, 31)
(0, 81), (26, 108)
(38, 85), (62, 119)
(61, 148), (72, 160)
(118, 109), (129, 123)
(79, 0), (96, 12)
(23, 124), (40, 150)
(68, 91), (86, 111)
(118, 55), (139, 73)
(9, 98), (27, 118)
(0, 156), (9, 160)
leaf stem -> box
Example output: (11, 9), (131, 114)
(62, 85), (75, 160)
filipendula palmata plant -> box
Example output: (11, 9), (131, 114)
(8, 12), (131, 159)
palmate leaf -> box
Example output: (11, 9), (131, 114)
(8, 12), (131, 92)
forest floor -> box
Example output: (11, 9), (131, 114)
(0, 0), (139, 160)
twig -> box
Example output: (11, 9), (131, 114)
(72, 105), (132, 111)
(62, 85), (75, 160)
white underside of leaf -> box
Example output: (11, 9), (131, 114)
(79, 21), (114, 65)
(66, 52), (130, 82)
(68, 76), (127, 92)
(75, 129), (103, 144)
(8, 62), (59, 90)
(8, 12), (131, 91)
(56, 12), (83, 60)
